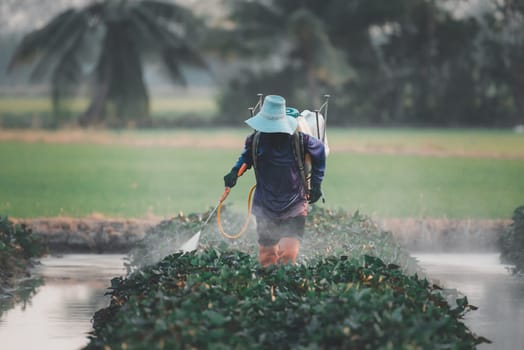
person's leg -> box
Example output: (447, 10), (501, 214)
(278, 237), (300, 264)
(277, 216), (306, 265)
(256, 216), (279, 267)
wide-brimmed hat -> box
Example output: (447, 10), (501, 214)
(245, 95), (298, 135)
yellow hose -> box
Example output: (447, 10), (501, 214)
(217, 184), (256, 239)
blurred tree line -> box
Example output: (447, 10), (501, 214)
(215, 0), (524, 127)
(4, 0), (524, 127)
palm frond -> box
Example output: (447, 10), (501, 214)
(128, 6), (178, 50)
(51, 47), (84, 118)
(139, 0), (193, 23)
(29, 11), (90, 81)
(129, 4), (208, 82)
(7, 9), (77, 71)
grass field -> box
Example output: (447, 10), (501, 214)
(0, 128), (523, 220)
(0, 96), (217, 120)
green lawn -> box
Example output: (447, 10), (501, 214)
(1, 128), (523, 220)
(0, 96), (217, 120)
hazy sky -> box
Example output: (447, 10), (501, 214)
(0, 0), (222, 34)
(0, 0), (495, 34)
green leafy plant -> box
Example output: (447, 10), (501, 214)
(87, 208), (488, 349)
(0, 215), (46, 287)
(499, 205), (524, 274)
(86, 250), (488, 350)
(127, 207), (418, 274)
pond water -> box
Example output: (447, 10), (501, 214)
(0, 254), (126, 350)
(0, 253), (523, 349)
(412, 253), (524, 350)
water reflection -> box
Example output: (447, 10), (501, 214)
(0, 277), (44, 318)
(413, 253), (524, 350)
(0, 254), (126, 350)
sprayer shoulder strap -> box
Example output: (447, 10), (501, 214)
(251, 131), (307, 188)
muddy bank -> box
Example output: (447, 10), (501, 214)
(12, 217), (510, 254)
(12, 217), (158, 253)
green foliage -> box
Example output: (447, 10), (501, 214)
(217, 0), (523, 127)
(91, 208), (488, 349)
(126, 207), (418, 274)
(0, 215), (45, 287)
(499, 206), (524, 274)
(86, 251), (487, 349)
(0, 215), (45, 259)
(8, 1), (209, 127)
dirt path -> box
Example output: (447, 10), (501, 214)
(2, 129), (523, 158)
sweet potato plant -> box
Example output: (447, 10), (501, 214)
(85, 208), (489, 349)
(499, 205), (524, 274)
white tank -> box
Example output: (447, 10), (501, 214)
(296, 109), (330, 156)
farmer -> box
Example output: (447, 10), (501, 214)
(223, 95), (326, 266)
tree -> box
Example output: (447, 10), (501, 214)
(222, 0), (353, 108)
(477, 0), (524, 125)
(8, 0), (208, 127)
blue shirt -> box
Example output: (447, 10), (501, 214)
(234, 132), (326, 219)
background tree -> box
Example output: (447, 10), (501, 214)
(7, 0), (208, 127)
(216, 0), (353, 121)
(476, 0), (524, 125)
(364, 0), (484, 125)
(215, 0), (520, 127)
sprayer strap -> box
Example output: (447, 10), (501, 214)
(292, 132), (308, 191)
(252, 131), (260, 171)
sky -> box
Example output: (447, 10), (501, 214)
(0, 0), (224, 34)
(0, 0), (494, 35)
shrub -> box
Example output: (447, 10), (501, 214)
(499, 205), (524, 274)
(0, 215), (46, 287)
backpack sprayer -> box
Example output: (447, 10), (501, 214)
(180, 93), (330, 253)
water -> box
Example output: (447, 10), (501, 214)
(413, 253), (524, 350)
(1, 253), (523, 349)
(0, 254), (126, 350)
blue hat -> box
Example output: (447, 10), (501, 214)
(245, 95), (298, 135)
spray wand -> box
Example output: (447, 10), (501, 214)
(180, 163), (248, 252)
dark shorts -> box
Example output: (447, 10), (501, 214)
(256, 215), (306, 246)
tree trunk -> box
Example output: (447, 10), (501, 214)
(510, 60), (524, 124)
(79, 45), (113, 127)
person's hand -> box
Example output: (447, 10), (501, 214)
(224, 168), (239, 188)
(308, 183), (322, 204)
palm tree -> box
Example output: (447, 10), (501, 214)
(8, 0), (208, 127)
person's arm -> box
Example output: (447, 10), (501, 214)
(305, 135), (326, 203)
(224, 134), (254, 188)
(305, 135), (326, 186)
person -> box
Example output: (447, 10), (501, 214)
(223, 95), (326, 266)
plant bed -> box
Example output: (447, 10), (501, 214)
(85, 208), (488, 349)
(0, 215), (46, 287)
(126, 207), (419, 274)
(0, 215), (46, 317)
(86, 251), (488, 349)
(499, 205), (524, 275)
